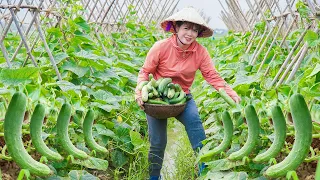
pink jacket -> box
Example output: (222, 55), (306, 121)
(135, 35), (238, 100)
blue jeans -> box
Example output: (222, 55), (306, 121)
(146, 94), (206, 176)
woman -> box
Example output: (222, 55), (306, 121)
(135, 7), (240, 180)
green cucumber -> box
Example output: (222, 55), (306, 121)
(57, 103), (88, 159)
(169, 90), (185, 104)
(266, 94), (312, 178)
(228, 105), (260, 161)
(174, 84), (182, 92)
(167, 88), (175, 99)
(154, 78), (163, 88)
(148, 93), (153, 98)
(219, 88), (236, 106)
(141, 85), (149, 102)
(137, 81), (148, 91)
(4, 92), (52, 176)
(176, 98), (186, 104)
(173, 91), (180, 99)
(30, 104), (63, 161)
(253, 106), (286, 163)
(83, 109), (108, 153)
(158, 78), (172, 93)
(147, 99), (169, 105)
(200, 111), (233, 161)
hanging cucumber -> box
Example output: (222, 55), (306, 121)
(83, 109), (108, 153)
(266, 94), (312, 178)
(30, 104), (63, 161)
(228, 105), (260, 161)
(219, 89), (236, 106)
(253, 106), (286, 163)
(57, 103), (88, 159)
(199, 111), (233, 161)
(4, 92), (52, 176)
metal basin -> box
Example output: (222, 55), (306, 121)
(144, 103), (187, 119)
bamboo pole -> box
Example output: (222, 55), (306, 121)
(257, 18), (285, 72)
(245, 29), (258, 53)
(268, 24), (312, 88)
(10, 0), (45, 62)
(286, 27), (320, 83)
(34, 15), (61, 81)
(250, 18), (281, 65)
(7, 0), (38, 67)
(275, 43), (306, 87)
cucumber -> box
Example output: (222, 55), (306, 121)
(228, 105), (260, 161)
(57, 103), (88, 159)
(253, 106), (286, 163)
(199, 111), (233, 161)
(149, 74), (153, 80)
(30, 104), (63, 161)
(169, 90), (185, 104)
(147, 99), (169, 105)
(152, 87), (159, 97)
(167, 83), (175, 89)
(173, 91), (180, 99)
(137, 81), (148, 91)
(219, 88), (236, 106)
(83, 109), (108, 153)
(154, 78), (163, 88)
(167, 88), (175, 99)
(158, 78), (172, 93)
(141, 85), (149, 102)
(148, 93), (153, 98)
(4, 92), (52, 176)
(176, 98), (186, 104)
(266, 94), (312, 178)
(174, 84), (181, 92)
(163, 86), (169, 97)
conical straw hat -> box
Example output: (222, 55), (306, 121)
(160, 7), (213, 38)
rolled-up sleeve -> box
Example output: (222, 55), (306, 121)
(135, 42), (161, 100)
(199, 49), (238, 98)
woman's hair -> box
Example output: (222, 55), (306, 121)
(175, 21), (203, 33)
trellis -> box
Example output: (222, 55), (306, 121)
(219, 0), (320, 89)
(0, 0), (179, 80)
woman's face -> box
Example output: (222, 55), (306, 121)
(176, 22), (199, 46)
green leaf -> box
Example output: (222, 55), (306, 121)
(74, 50), (100, 60)
(304, 30), (319, 47)
(74, 17), (91, 32)
(47, 27), (63, 37)
(111, 149), (128, 168)
(72, 157), (108, 171)
(206, 159), (245, 171)
(94, 124), (116, 138)
(62, 61), (90, 77)
(205, 170), (248, 180)
(307, 63), (320, 78)
(0, 67), (39, 85)
(53, 52), (69, 64)
(130, 130), (144, 150)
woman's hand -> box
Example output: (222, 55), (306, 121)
(136, 97), (145, 110)
(231, 96), (241, 104)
